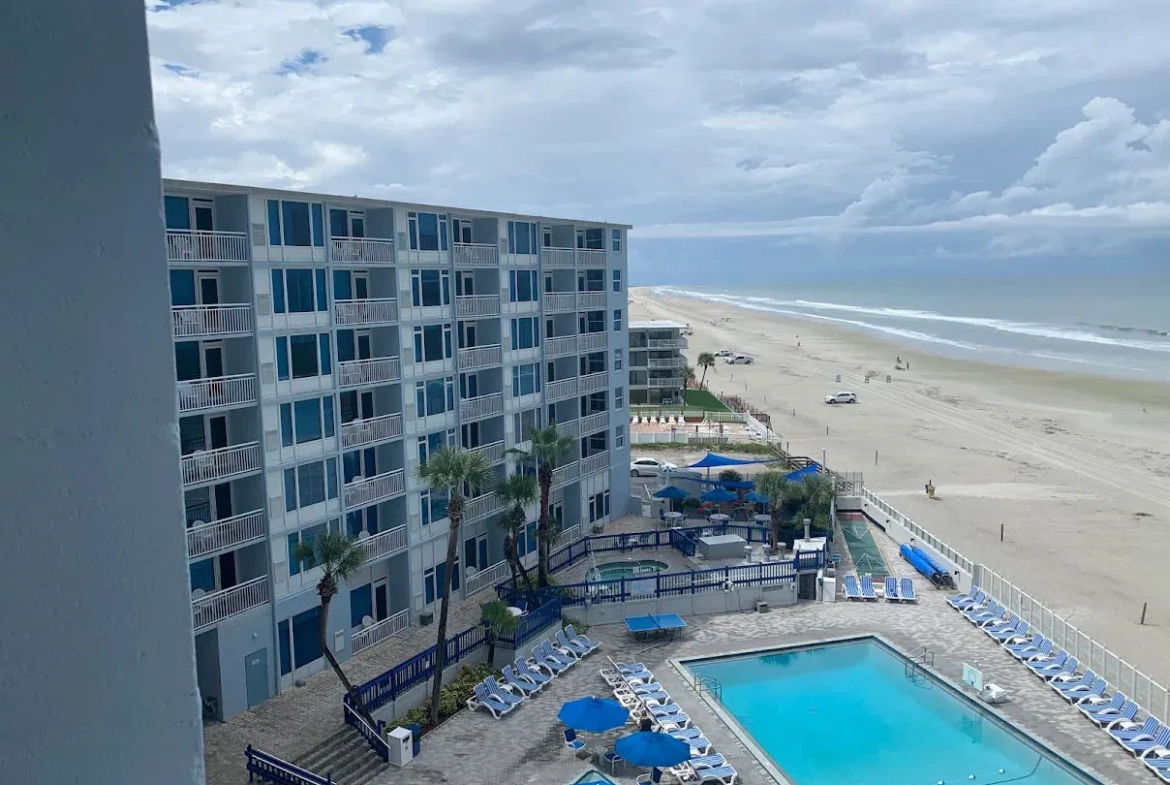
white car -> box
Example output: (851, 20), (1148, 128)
(629, 457), (678, 477)
(724, 354), (753, 364)
(714, 350), (735, 357)
(824, 391), (858, 404)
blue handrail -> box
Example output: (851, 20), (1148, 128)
(245, 745), (332, 785)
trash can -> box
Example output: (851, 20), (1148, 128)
(405, 723), (422, 757)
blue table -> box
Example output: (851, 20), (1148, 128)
(624, 613), (687, 640)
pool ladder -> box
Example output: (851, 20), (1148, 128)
(905, 646), (935, 687)
(695, 674), (723, 703)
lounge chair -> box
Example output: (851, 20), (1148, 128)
(900, 578), (918, 602)
(964, 601), (1004, 624)
(1077, 691), (1123, 716)
(566, 624), (600, 653)
(1144, 751), (1170, 770)
(691, 764), (739, 785)
(859, 575), (878, 600)
(988, 620), (1029, 643)
(503, 665), (542, 696)
(601, 667), (652, 687)
(467, 682), (515, 719)
(1029, 653), (1072, 677)
(610, 658), (652, 673)
(533, 643), (572, 674)
(981, 614), (1020, 634)
(564, 727), (586, 752)
(1117, 724), (1170, 757)
(615, 689), (670, 709)
(843, 575), (864, 601)
(1049, 669), (1095, 695)
(670, 755), (728, 780)
(516, 657), (554, 684)
(1110, 716), (1160, 746)
(1008, 638), (1051, 660)
(547, 635), (581, 661)
(557, 629), (592, 658)
(1022, 645), (1059, 663)
(674, 735), (714, 756)
(541, 639), (578, 668)
(1004, 634), (1043, 657)
(947, 587), (985, 610)
(485, 675), (524, 705)
(1085, 699), (1138, 728)
(884, 576), (900, 601)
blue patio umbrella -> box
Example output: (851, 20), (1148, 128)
(614, 731), (691, 768)
(745, 491), (767, 503)
(653, 486), (688, 500)
(558, 696), (630, 733)
(700, 487), (737, 503)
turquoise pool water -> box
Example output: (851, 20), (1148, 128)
(568, 769), (617, 785)
(593, 559), (668, 580)
(685, 638), (1100, 785)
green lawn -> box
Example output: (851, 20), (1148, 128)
(685, 389), (730, 411)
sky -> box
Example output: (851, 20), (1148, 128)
(146, 0), (1170, 283)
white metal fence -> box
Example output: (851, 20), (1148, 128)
(861, 487), (974, 574)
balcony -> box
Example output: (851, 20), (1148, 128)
(192, 576), (269, 631)
(176, 374), (257, 414)
(187, 510), (266, 560)
(576, 249), (607, 268)
(358, 524), (408, 564)
(551, 461), (580, 489)
(352, 609), (410, 654)
(540, 248), (576, 268)
(460, 393), (503, 421)
(544, 335), (577, 358)
(543, 293), (576, 313)
(546, 377), (578, 401)
(582, 451), (610, 476)
(577, 291), (607, 309)
(332, 238), (395, 264)
(459, 344), (502, 371)
(465, 560), (510, 597)
(579, 371), (609, 394)
(338, 357), (401, 388)
(648, 357), (685, 369)
(341, 413), (403, 449)
(468, 440), (505, 465)
(648, 338), (688, 349)
(456, 295), (501, 318)
(578, 332), (608, 352)
(172, 304), (252, 339)
(555, 420), (580, 439)
(181, 442), (262, 487)
(580, 411), (610, 434)
(453, 243), (499, 266)
(648, 378), (683, 388)
(334, 298), (398, 327)
(166, 230), (249, 264)
(464, 492), (503, 522)
(344, 469), (406, 509)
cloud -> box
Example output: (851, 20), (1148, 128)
(146, 0), (1170, 270)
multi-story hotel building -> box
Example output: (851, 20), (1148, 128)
(165, 180), (630, 719)
(628, 320), (688, 405)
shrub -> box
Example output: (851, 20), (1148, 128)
(717, 469), (743, 483)
(387, 662), (498, 736)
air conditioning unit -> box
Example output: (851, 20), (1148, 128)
(419, 612), (434, 626)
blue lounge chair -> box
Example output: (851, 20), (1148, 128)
(1145, 755), (1170, 772)
(692, 764), (739, 785)
(611, 659), (651, 673)
(981, 613), (1019, 634)
(557, 629), (592, 658)
(564, 727), (586, 752)
(859, 575), (878, 600)
(1004, 634), (1043, 657)
(601, 666), (652, 687)
(1085, 699), (1138, 728)
(1023, 645), (1060, 663)
(900, 578), (918, 602)
(1118, 724), (1170, 757)
(947, 587), (985, 609)
(884, 576), (900, 601)
(541, 640), (578, 669)
(1029, 653), (1072, 677)
(566, 624), (600, 653)
(548, 635), (581, 661)
(843, 575), (863, 600)
(988, 620), (1029, 643)
(468, 682), (516, 718)
(533, 643), (572, 674)
(1077, 691), (1123, 717)
(1060, 677), (1106, 704)
(964, 601), (1004, 624)
(1049, 669), (1095, 695)
(503, 664), (542, 695)
(485, 675), (524, 705)
(1009, 638), (1051, 660)
(690, 754), (729, 770)
(516, 656), (554, 684)
(1110, 716), (1160, 745)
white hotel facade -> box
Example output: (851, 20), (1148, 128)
(165, 180), (631, 720)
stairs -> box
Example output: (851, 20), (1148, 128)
(295, 727), (387, 785)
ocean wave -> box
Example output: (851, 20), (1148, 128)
(655, 287), (1170, 354)
(1079, 322), (1170, 338)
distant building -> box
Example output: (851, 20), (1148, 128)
(628, 320), (688, 405)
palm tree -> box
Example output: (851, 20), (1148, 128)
(494, 472), (539, 600)
(800, 473), (837, 531)
(679, 365), (696, 391)
(509, 425), (575, 587)
(755, 470), (800, 550)
(696, 352), (716, 389)
(481, 599), (520, 665)
(415, 446), (495, 726)
(292, 531), (377, 728)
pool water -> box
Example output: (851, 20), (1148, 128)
(593, 559), (669, 580)
(568, 769), (618, 785)
(685, 638), (1100, 785)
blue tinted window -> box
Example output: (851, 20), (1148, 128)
(293, 398), (321, 443)
(417, 213), (439, 251)
(315, 269), (328, 311)
(174, 342), (201, 382)
(284, 468), (297, 512)
(292, 607), (322, 668)
(323, 396), (335, 437)
(276, 336), (290, 380)
(278, 620), (291, 675)
(267, 200), (281, 245)
(164, 196), (191, 231)
(297, 461), (325, 507)
(287, 532), (302, 576)
(271, 270), (285, 313)
(409, 218), (418, 250)
(189, 559), (215, 592)
(333, 271), (352, 300)
(311, 204), (325, 247)
(285, 269), (314, 313)
(330, 209), (348, 238)
(289, 335), (318, 378)
(336, 330), (355, 363)
(282, 201), (312, 246)
(169, 270), (196, 306)
(280, 403), (294, 447)
(350, 585), (372, 627)
(326, 458), (338, 499)
(319, 334), (332, 375)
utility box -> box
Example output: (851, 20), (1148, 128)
(387, 726), (413, 768)
(821, 576), (837, 602)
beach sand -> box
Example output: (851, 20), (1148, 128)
(633, 288), (1170, 684)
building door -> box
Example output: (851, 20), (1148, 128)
(356, 330), (372, 360)
(353, 273), (369, 300)
(196, 272), (220, 305)
(373, 579), (388, 621)
(244, 648), (270, 709)
(455, 271), (475, 296)
(201, 342), (224, 378)
(206, 415), (228, 450)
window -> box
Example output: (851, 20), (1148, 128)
(614, 348), (623, 371)
(271, 269), (328, 314)
(584, 228), (604, 250)
(510, 317), (539, 350)
(611, 229), (622, 252)
(275, 333), (333, 380)
(615, 387), (624, 409)
(509, 269), (538, 302)
(420, 488), (449, 527)
(287, 518), (341, 575)
(615, 425), (625, 449)
(266, 199), (325, 247)
(612, 269), (622, 292)
(417, 429), (455, 466)
(588, 490), (611, 523)
(413, 324), (453, 362)
(282, 458), (339, 512)
(507, 221), (537, 255)
(512, 363), (541, 397)
(415, 378), (456, 417)
(513, 408), (541, 442)
(424, 560), (461, 604)
(411, 269), (451, 307)
(280, 396), (336, 446)
(582, 311), (604, 333)
(408, 212), (448, 251)
(613, 309), (623, 332)
(579, 269), (604, 292)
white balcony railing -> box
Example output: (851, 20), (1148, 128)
(181, 442), (262, 487)
(546, 378), (578, 401)
(543, 293), (576, 312)
(459, 344), (502, 371)
(337, 357), (401, 388)
(555, 420), (580, 439)
(166, 230), (250, 263)
(332, 238), (395, 264)
(579, 411), (610, 434)
(351, 609), (410, 654)
(468, 440), (505, 465)
(460, 393), (503, 420)
(172, 304), (252, 339)
(576, 249), (607, 268)
(578, 332), (608, 352)
(648, 338), (688, 349)
(187, 510), (266, 560)
(647, 357), (685, 369)
(341, 413), (403, 449)
(540, 248), (576, 268)
(463, 492), (503, 522)
(456, 295), (501, 318)
(582, 451), (610, 476)
(358, 525), (408, 564)
(544, 335), (577, 358)
(176, 374), (257, 413)
(551, 461), (580, 489)
(453, 243), (499, 266)
(192, 576), (269, 630)
(577, 292), (607, 309)
(334, 298), (398, 326)
(579, 371), (609, 394)
(344, 469), (406, 509)
(465, 560), (510, 597)
(648, 378), (684, 388)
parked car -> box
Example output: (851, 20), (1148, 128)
(824, 391), (858, 404)
(724, 354), (753, 364)
(630, 457), (678, 477)
(714, 350), (735, 357)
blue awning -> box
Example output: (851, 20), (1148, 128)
(687, 452), (782, 469)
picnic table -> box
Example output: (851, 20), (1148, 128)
(624, 613), (688, 640)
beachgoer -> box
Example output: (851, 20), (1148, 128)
(639, 717), (654, 732)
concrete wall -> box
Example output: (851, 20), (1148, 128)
(0, 1), (206, 782)
(576, 581), (798, 626)
(217, 604), (277, 717)
(371, 647), (490, 723)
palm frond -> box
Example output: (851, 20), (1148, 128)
(415, 446), (496, 500)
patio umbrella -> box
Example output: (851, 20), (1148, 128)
(614, 731), (691, 768)
(745, 491), (767, 504)
(652, 486), (688, 500)
(700, 487), (737, 504)
(558, 696), (629, 733)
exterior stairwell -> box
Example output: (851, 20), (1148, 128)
(295, 727), (387, 785)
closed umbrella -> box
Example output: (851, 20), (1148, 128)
(615, 730), (691, 768)
(558, 696), (629, 733)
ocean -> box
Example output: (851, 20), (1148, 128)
(654, 273), (1170, 382)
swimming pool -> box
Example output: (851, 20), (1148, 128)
(567, 769), (618, 785)
(592, 559), (669, 581)
(682, 637), (1104, 785)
